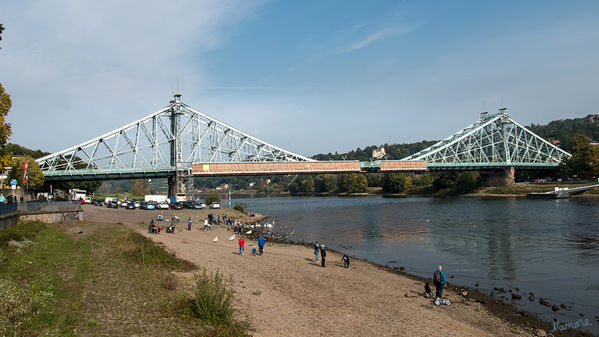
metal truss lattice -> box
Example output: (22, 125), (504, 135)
(37, 95), (312, 178)
(402, 111), (571, 169)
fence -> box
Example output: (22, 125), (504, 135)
(0, 203), (18, 216)
(17, 200), (82, 212)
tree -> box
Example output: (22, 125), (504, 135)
(6, 156), (44, 190)
(0, 23), (4, 50)
(338, 174), (368, 193)
(287, 175), (315, 194)
(0, 83), (13, 169)
(382, 173), (412, 193)
(130, 179), (150, 196)
(314, 174), (337, 192)
(412, 173), (432, 186)
(205, 191), (220, 204)
(562, 133), (599, 179)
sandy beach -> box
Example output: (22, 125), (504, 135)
(84, 205), (538, 337)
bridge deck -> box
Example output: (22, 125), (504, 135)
(192, 160), (427, 176)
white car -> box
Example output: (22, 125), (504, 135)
(83, 197), (91, 204)
(158, 202), (170, 209)
(134, 200), (141, 208)
(210, 202), (221, 209)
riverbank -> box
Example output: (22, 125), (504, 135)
(227, 181), (599, 199)
(82, 207), (553, 337)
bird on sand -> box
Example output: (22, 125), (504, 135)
(229, 235), (235, 241)
(213, 237), (218, 243)
(246, 230), (252, 235)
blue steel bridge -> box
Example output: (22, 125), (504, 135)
(36, 95), (570, 195)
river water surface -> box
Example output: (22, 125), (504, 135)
(234, 195), (599, 334)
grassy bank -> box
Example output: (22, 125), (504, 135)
(0, 221), (250, 337)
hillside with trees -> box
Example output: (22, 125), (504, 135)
(527, 114), (599, 151)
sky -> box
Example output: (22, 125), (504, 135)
(0, 1), (598, 157)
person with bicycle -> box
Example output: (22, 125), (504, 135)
(433, 265), (446, 300)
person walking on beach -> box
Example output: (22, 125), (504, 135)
(320, 244), (327, 267)
(258, 236), (265, 255)
(314, 242), (319, 263)
(238, 237), (245, 256)
(341, 254), (350, 269)
(433, 265), (446, 299)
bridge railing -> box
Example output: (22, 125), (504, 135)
(17, 200), (82, 212)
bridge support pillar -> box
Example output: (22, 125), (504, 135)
(480, 167), (515, 187)
(168, 173), (190, 199)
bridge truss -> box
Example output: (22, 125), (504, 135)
(402, 110), (571, 169)
(36, 94), (312, 181)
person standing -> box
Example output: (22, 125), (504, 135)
(433, 265), (446, 299)
(320, 244), (327, 267)
(258, 236), (265, 255)
(187, 217), (192, 231)
(313, 242), (319, 262)
(238, 237), (245, 256)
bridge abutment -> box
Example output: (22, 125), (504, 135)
(480, 167), (515, 186)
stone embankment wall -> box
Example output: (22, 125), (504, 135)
(19, 210), (84, 224)
(0, 212), (19, 229)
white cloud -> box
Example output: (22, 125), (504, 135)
(335, 25), (418, 54)
(0, 0), (262, 152)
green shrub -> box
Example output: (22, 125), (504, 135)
(233, 201), (247, 213)
(0, 221), (46, 247)
(191, 269), (235, 326)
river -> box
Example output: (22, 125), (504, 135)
(233, 194), (599, 334)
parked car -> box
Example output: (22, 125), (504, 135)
(210, 202), (221, 209)
(171, 202), (183, 210)
(83, 196), (92, 204)
(110, 200), (119, 208)
(92, 199), (103, 206)
(134, 200), (141, 208)
(158, 201), (170, 210)
(126, 202), (135, 209)
(145, 202), (156, 210)
(193, 201), (206, 209)
(183, 201), (195, 209)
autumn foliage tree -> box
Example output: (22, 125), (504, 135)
(6, 156), (44, 190)
(0, 24), (11, 169)
(0, 83), (13, 170)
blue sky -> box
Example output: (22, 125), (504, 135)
(1, 1), (598, 156)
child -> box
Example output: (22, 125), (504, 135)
(341, 254), (350, 269)
(252, 245), (257, 256)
